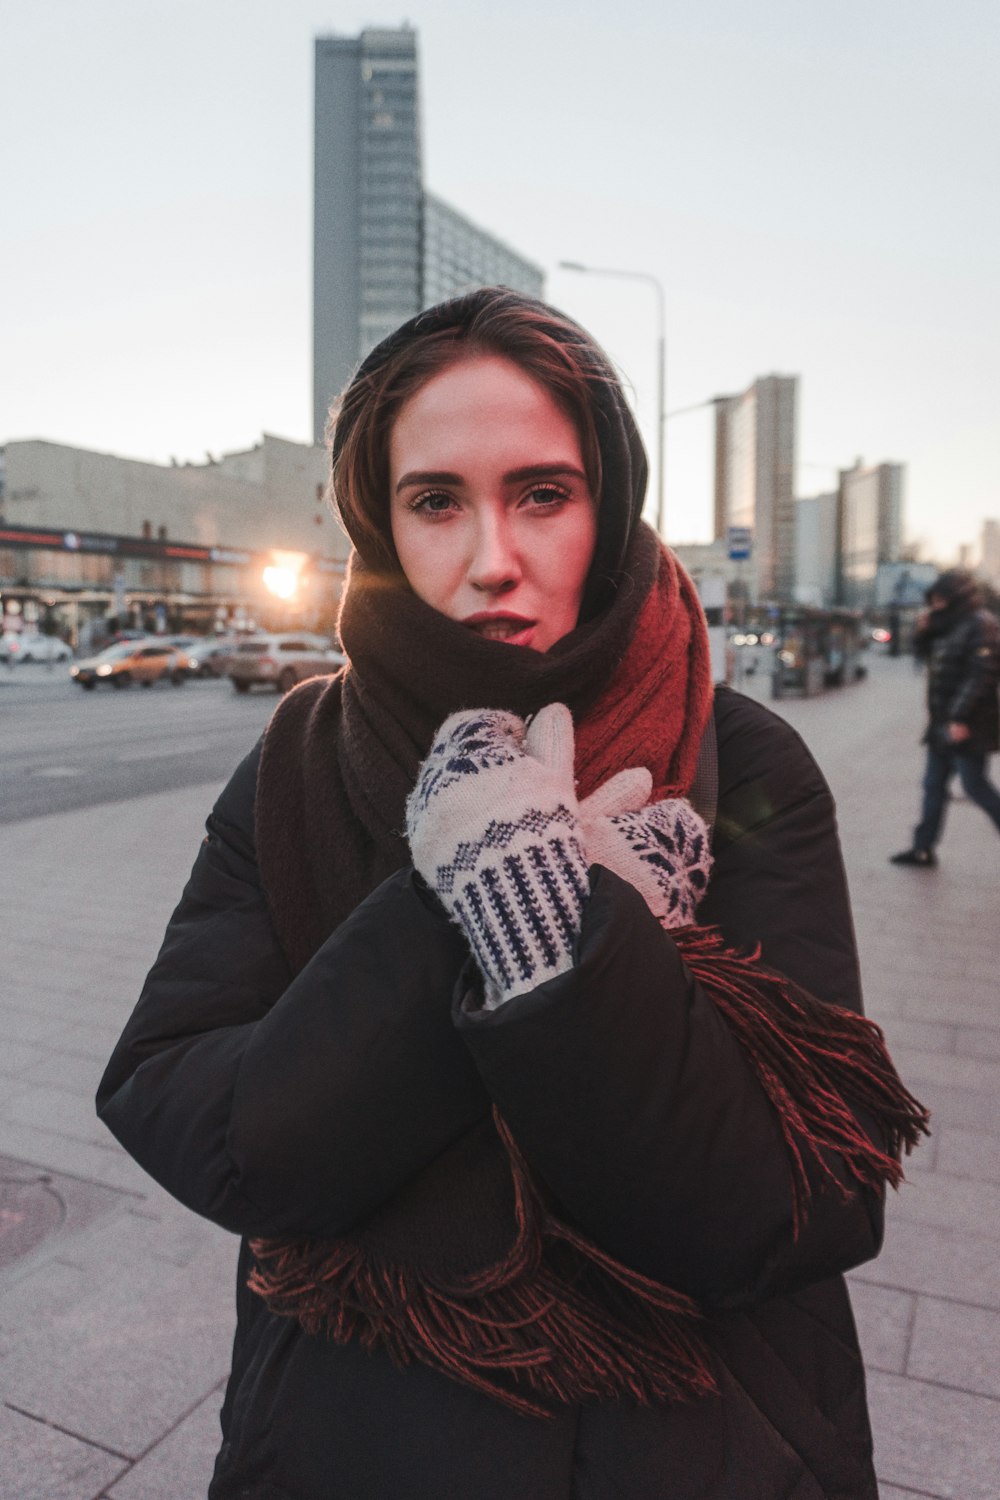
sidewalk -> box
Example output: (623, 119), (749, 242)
(741, 654), (1000, 1499)
(1, 653), (998, 1498)
(1, 784), (235, 1499)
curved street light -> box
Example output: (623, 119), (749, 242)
(558, 261), (666, 537)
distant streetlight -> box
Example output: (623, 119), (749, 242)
(263, 550), (309, 603)
(558, 261), (666, 537)
(262, 566), (299, 602)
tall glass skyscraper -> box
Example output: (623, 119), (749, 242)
(313, 27), (543, 443)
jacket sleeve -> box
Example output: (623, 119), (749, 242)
(96, 746), (489, 1240)
(948, 613), (1000, 726)
(912, 615), (934, 662)
(454, 693), (884, 1309)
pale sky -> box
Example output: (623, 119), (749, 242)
(3, 0), (998, 561)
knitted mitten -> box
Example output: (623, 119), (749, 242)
(578, 778), (712, 930)
(406, 705), (589, 1008)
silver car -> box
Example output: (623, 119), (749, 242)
(228, 633), (345, 694)
(0, 630), (73, 665)
(184, 635), (241, 678)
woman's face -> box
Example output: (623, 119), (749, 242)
(389, 354), (597, 653)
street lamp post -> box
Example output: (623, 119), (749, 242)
(558, 261), (666, 537)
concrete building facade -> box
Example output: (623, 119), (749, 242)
(838, 460), (905, 608)
(421, 193), (543, 308)
(874, 560), (937, 609)
(312, 27), (544, 442)
(0, 435), (350, 644)
(794, 490), (839, 607)
(1, 435), (338, 554)
(713, 374), (798, 601)
(979, 518), (1000, 589)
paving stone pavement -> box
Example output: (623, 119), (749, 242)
(0, 652), (997, 1498)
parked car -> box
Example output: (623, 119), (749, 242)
(184, 635), (242, 678)
(71, 641), (194, 689)
(227, 634), (345, 694)
(0, 631), (73, 665)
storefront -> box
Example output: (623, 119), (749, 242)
(0, 523), (346, 649)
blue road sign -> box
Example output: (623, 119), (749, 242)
(727, 526), (753, 561)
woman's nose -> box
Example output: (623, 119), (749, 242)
(467, 511), (520, 594)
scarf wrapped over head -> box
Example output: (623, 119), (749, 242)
(260, 288), (716, 954)
(329, 284), (651, 620)
(250, 288), (927, 1417)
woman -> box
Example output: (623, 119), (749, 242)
(97, 287), (925, 1499)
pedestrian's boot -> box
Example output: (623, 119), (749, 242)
(889, 847), (938, 868)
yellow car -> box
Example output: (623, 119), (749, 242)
(71, 640), (194, 690)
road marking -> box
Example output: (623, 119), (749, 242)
(29, 766), (83, 778)
(115, 738), (214, 762)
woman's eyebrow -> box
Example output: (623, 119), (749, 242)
(395, 469), (463, 493)
(395, 462), (587, 494)
(503, 463), (588, 484)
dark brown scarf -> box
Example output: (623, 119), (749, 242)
(248, 523), (928, 1418)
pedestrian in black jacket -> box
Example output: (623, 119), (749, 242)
(891, 568), (1000, 867)
(97, 288), (925, 1499)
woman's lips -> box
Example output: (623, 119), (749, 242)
(464, 615), (537, 646)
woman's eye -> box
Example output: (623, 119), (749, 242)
(411, 491), (455, 516)
(525, 484), (569, 508)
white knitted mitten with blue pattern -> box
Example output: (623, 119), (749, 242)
(578, 774), (712, 929)
(406, 705), (589, 1009)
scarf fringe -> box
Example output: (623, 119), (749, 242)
(248, 924), (929, 1413)
(249, 1106), (715, 1419)
(672, 926), (931, 1235)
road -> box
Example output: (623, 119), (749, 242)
(0, 672), (279, 824)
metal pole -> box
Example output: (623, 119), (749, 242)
(655, 326), (666, 538)
(558, 261), (666, 536)
(732, 558), (743, 692)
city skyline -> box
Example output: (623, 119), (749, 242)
(2, 0), (997, 562)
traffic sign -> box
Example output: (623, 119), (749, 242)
(727, 526), (753, 560)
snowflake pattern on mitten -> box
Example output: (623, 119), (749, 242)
(408, 711), (525, 818)
(578, 788), (712, 931)
(610, 800), (711, 926)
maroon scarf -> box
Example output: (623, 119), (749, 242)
(249, 524), (928, 1417)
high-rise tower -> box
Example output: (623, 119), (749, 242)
(981, 518), (1000, 589)
(837, 460), (905, 607)
(313, 29), (422, 444)
(313, 28), (543, 444)
(713, 375), (798, 601)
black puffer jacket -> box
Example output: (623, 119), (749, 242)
(915, 601), (1000, 753)
(97, 687), (884, 1500)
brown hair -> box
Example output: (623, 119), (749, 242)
(328, 287), (619, 574)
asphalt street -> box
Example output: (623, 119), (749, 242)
(0, 670), (277, 823)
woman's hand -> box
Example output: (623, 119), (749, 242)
(578, 781), (712, 930)
(406, 705), (589, 1008)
